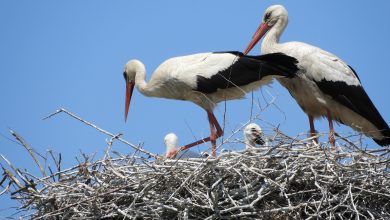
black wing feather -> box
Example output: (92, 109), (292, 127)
(316, 79), (390, 146)
(195, 52), (298, 94)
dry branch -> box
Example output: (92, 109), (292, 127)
(1, 108), (389, 219)
(42, 108), (159, 159)
(1, 132), (389, 219)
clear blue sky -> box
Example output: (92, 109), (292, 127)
(1, 1), (389, 216)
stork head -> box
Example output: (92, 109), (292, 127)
(244, 5), (288, 55)
(123, 59), (143, 122)
(244, 123), (265, 148)
(164, 133), (179, 159)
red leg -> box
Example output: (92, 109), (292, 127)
(180, 137), (212, 151)
(207, 111), (224, 137)
(326, 109), (336, 148)
(179, 110), (224, 158)
(208, 113), (217, 157)
(308, 114), (318, 144)
(207, 111), (224, 157)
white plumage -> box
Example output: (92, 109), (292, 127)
(244, 5), (390, 146)
(123, 51), (299, 156)
(244, 123), (267, 149)
(164, 133), (204, 159)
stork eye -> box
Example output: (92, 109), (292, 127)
(123, 71), (127, 80)
(264, 12), (271, 21)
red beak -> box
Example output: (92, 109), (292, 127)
(124, 81), (134, 122)
(243, 22), (270, 55)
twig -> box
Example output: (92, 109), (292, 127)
(42, 108), (159, 159)
(9, 129), (46, 177)
(1, 118), (389, 219)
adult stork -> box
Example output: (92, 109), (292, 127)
(123, 51), (298, 157)
(244, 123), (267, 149)
(164, 133), (207, 159)
(243, 5), (390, 146)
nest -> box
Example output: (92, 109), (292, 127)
(1, 108), (390, 219)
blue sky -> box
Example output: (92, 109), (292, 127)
(1, 1), (389, 216)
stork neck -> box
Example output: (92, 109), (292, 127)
(245, 140), (255, 149)
(244, 135), (255, 149)
(166, 145), (177, 153)
(261, 17), (287, 54)
(133, 62), (152, 97)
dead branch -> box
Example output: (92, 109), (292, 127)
(42, 108), (159, 159)
(1, 130), (389, 219)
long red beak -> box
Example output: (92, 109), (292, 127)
(243, 22), (270, 55)
(124, 81), (134, 122)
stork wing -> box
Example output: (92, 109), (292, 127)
(194, 51), (298, 94)
(277, 42), (389, 145)
(304, 49), (361, 85)
(314, 67), (390, 146)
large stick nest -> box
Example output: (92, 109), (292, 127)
(1, 109), (389, 219)
(2, 141), (390, 219)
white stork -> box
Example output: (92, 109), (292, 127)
(164, 133), (206, 159)
(123, 51), (299, 157)
(244, 123), (267, 149)
(243, 5), (390, 146)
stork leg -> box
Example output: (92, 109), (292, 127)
(326, 109), (336, 148)
(308, 114), (318, 144)
(179, 110), (224, 157)
(208, 115), (217, 157)
(207, 110), (224, 157)
(207, 111), (224, 137)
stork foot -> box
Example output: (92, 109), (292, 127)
(308, 129), (319, 144)
(326, 109), (336, 150)
(207, 110), (223, 158)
